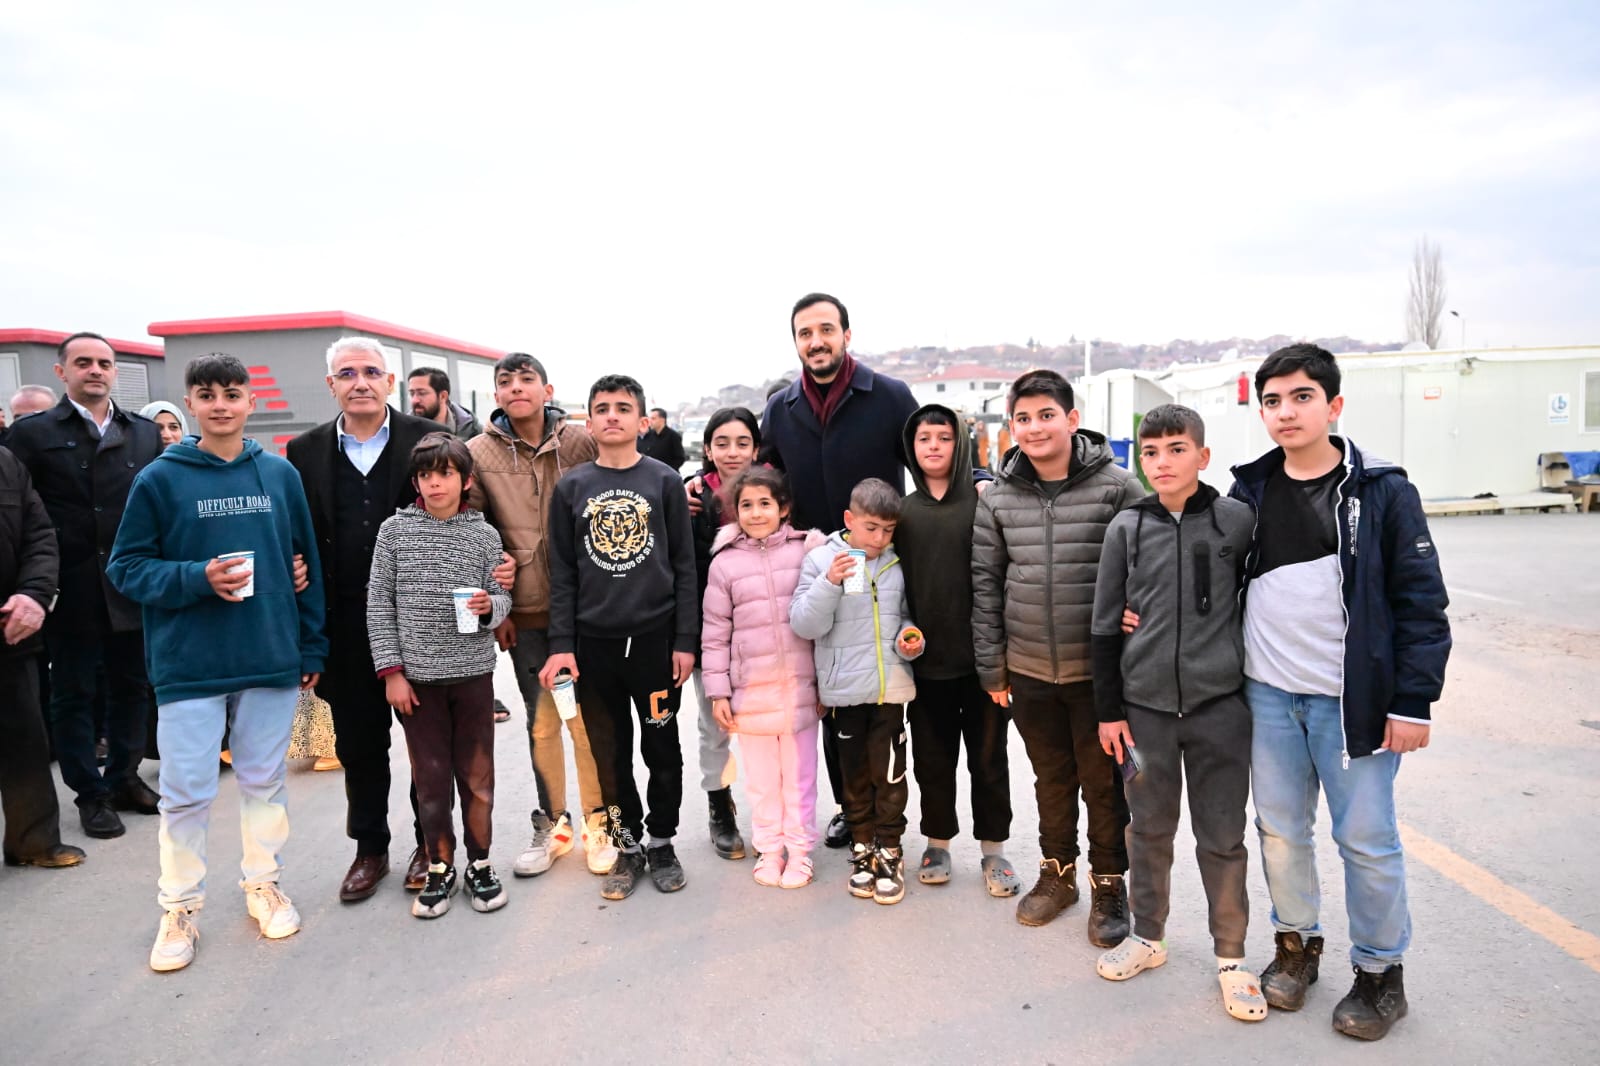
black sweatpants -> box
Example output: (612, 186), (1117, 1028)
(576, 625), (684, 851)
(1008, 676), (1129, 872)
(0, 655), (65, 859)
(908, 673), (1013, 842)
(1125, 697), (1252, 957)
(832, 703), (909, 848)
(317, 603), (422, 857)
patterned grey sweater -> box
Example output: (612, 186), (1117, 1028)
(367, 505), (511, 682)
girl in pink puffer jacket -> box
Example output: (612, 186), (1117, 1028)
(700, 468), (828, 889)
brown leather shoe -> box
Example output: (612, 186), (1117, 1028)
(404, 846), (429, 891)
(339, 854), (388, 901)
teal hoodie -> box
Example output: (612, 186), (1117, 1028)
(108, 437), (328, 703)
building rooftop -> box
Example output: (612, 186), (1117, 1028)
(147, 311), (504, 361)
(0, 328), (165, 358)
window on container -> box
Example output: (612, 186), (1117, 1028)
(1585, 370), (1600, 433)
(935, 383), (945, 393)
(381, 345), (404, 410)
(112, 361), (150, 409)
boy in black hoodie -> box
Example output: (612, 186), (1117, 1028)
(1089, 404), (1262, 1022)
(896, 404), (1018, 897)
(541, 375), (699, 901)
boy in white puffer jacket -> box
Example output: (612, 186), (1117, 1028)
(790, 478), (923, 905)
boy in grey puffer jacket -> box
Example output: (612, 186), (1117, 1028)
(791, 478), (922, 905)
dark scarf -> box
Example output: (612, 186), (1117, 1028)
(800, 352), (857, 426)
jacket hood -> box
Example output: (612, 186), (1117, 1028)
(1124, 481), (1226, 567)
(996, 428), (1117, 489)
(157, 437), (266, 468)
(900, 404), (975, 503)
(710, 521), (826, 554)
(487, 404), (566, 446)
(389, 502), (487, 530)
(1230, 436), (1404, 502)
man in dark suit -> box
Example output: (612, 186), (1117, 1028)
(7, 333), (164, 840)
(288, 336), (512, 902)
(639, 408), (686, 471)
(0, 444), (84, 868)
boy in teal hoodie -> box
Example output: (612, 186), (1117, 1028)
(109, 354), (326, 974)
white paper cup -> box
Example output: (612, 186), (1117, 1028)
(551, 674), (579, 721)
(218, 551), (255, 598)
(453, 587), (482, 634)
(843, 548), (867, 594)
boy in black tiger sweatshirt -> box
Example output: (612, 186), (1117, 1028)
(896, 404), (1018, 897)
(541, 375), (698, 902)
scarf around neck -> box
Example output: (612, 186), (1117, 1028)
(800, 352), (857, 425)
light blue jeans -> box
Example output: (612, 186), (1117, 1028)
(1245, 679), (1410, 972)
(156, 687), (298, 912)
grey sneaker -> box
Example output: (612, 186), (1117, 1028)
(848, 843), (876, 898)
(514, 811), (574, 877)
(601, 849), (647, 900)
(646, 842), (687, 893)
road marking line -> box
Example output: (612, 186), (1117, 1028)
(1448, 587), (1520, 606)
(1401, 822), (1600, 974)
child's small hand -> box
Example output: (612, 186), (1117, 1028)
(825, 551), (857, 586)
(1121, 605), (1141, 634)
(671, 651), (695, 687)
(896, 626), (923, 657)
(292, 553), (309, 593)
(712, 698), (734, 731)
(539, 653), (579, 690)
(468, 590), (493, 616)
(205, 556), (251, 602)
(492, 552), (516, 590)
(385, 673), (420, 716)
(1099, 720), (1135, 764)
(987, 687), (1011, 707)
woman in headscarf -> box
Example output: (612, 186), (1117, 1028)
(138, 401), (189, 449)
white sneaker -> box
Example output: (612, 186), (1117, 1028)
(150, 909), (198, 972)
(514, 811), (575, 877)
(583, 812), (618, 875)
(245, 882), (302, 940)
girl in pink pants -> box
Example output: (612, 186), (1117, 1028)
(700, 468), (826, 888)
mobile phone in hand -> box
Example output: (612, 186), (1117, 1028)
(1118, 743), (1145, 783)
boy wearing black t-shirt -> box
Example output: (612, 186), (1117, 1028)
(1229, 344), (1450, 1041)
(540, 375), (698, 902)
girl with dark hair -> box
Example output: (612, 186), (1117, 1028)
(686, 406), (761, 860)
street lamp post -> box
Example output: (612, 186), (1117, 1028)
(1449, 309), (1466, 351)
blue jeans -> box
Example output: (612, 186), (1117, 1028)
(1245, 679), (1410, 972)
(156, 687), (297, 912)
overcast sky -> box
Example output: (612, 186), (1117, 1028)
(3, 1), (1596, 405)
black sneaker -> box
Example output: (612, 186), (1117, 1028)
(1261, 931), (1324, 1010)
(78, 799), (125, 840)
(824, 812), (851, 849)
(645, 842), (687, 893)
(1332, 964), (1408, 1040)
(1016, 858), (1078, 927)
(848, 842), (877, 898)
(411, 863), (458, 919)
(464, 860), (508, 912)
(872, 846), (905, 905)
(1087, 872), (1130, 947)
(707, 789), (746, 860)
(601, 848), (647, 900)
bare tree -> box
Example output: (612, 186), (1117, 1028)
(1406, 236), (1447, 349)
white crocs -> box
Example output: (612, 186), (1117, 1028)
(1096, 934), (1168, 981)
(1219, 965), (1268, 1021)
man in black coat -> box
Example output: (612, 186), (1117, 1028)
(287, 336), (513, 902)
(639, 408), (686, 471)
(7, 333), (163, 840)
(0, 445), (84, 868)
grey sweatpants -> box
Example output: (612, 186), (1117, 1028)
(1124, 695), (1252, 957)
(692, 669), (736, 793)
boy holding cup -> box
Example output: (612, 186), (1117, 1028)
(108, 354), (327, 972)
(367, 433), (511, 918)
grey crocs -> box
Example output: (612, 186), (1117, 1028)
(918, 846), (952, 884)
(982, 854), (1023, 897)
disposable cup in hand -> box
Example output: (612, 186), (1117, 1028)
(551, 673), (579, 721)
(453, 587), (482, 634)
(218, 551), (255, 598)
(843, 548), (867, 594)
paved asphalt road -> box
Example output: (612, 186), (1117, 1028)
(4, 513), (1597, 1065)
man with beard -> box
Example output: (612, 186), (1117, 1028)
(406, 368), (481, 441)
(758, 293), (919, 849)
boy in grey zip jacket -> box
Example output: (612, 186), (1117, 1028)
(790, 478), (922, 904)
(1088, 404), (1264, 1022)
